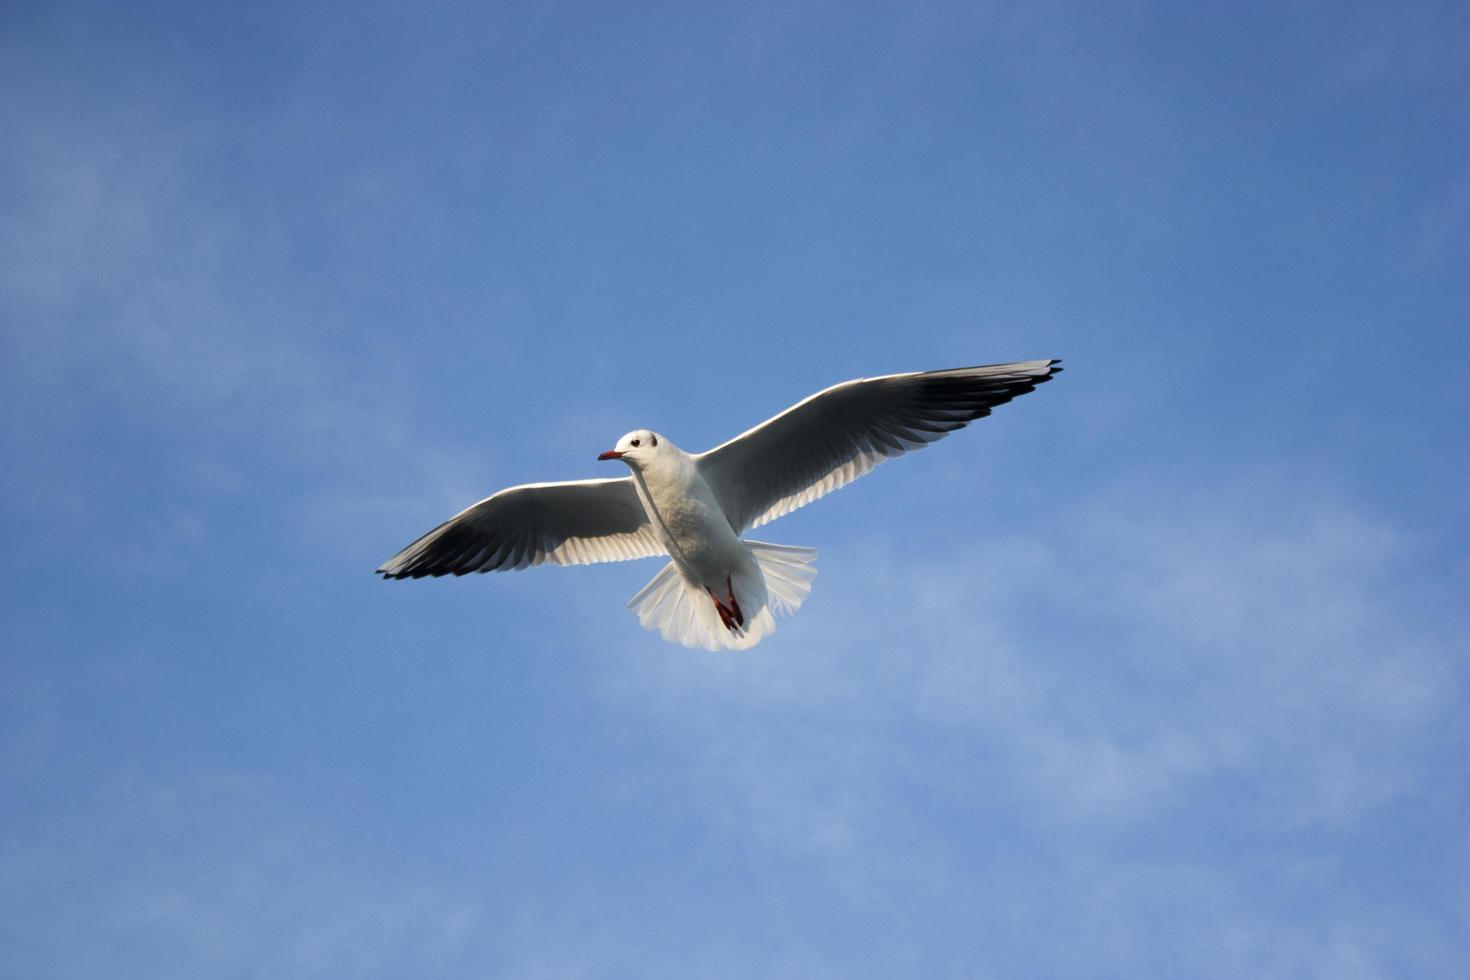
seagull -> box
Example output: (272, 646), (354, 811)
(378, 359), (1061, 650)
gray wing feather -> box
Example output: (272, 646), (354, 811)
(696, 359), (1061, 532)
(377, 477), (663, 579)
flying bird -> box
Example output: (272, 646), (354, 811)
(378, 359), (1062, 650)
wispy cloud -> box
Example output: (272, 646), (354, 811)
(0, 68), (504, 580)
(585, 466), (1465, 974)
(0, 769), (491, 979)
(3, 4), (1465, 978)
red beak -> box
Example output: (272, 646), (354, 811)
(597, 450), (624, 461)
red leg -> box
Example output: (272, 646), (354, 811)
(725, 575), (745, 628)
(706, 586), (737, 631)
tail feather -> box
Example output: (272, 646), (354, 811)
(746, 540), (818, 617)
(626, 541), (818, 650)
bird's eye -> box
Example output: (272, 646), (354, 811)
(631, 438), (641, 447)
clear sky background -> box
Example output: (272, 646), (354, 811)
(3, 2), (1467, 977)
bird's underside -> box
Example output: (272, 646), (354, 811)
(378, 358), (1061, 649)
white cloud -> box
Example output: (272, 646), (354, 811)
(581, 467), (1465, 974)
(0, 76), (509, 579)
(0, 769), (490, 979)
(606, 471), (1457, 831)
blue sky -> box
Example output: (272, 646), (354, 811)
(2, 1), (1467, 977)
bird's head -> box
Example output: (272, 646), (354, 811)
(598, 429), (663, 467)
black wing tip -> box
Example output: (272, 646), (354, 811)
(1018, 357), (1062, 377)
(922, 358), (1062, 380)
(378, 564), (499, 578)
(375, 560), (441, 579)
(376, 569), (460, 580)
(377, 556), (506, 578)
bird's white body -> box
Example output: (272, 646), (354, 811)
(379, 359), (1060, 650)
(610, 433), (807, 649)
(624, 438), (749, 592)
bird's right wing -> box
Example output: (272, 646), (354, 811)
(377, 477), (664, 578)
(697, 359), (1061, 532)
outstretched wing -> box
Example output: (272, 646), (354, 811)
(377, 477), (663, 579)
(697, 359), (1061, 532)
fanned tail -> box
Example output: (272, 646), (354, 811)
(745, 540), (818, 616)
(626, 541), (818, 651)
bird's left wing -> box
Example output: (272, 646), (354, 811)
(697, 359), (1061, 533)
(377, 477), (663, 578)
